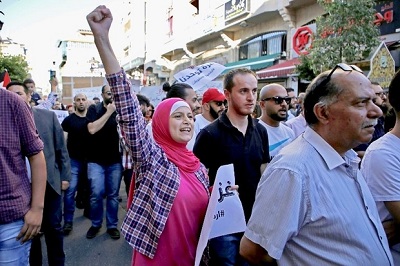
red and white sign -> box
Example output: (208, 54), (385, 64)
(292, 26), (313, 55)
(291, 24), (316, 58)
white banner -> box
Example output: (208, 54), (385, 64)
(195, 164), (246, 266)
(51, 109), (69, 124)
(173, 62), (226, 91)
(139, 86), (166, 107)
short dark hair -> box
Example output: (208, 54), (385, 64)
(162, 82), (193, 99)
(23, 78), (35, 85)
(136, 94), (150, 107)
(304, 71), (344, 125)
(389, 70), (400, 113)
(286, 87), (295, 93)
(223, 68), (257, 92)
(7, 81), (29, 94)
(101, 85), (109, 93)
(92, 96), (100, 101)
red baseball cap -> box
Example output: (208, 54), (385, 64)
(202, 88), (225, 104)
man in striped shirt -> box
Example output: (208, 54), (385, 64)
(240, 64), (394, 265)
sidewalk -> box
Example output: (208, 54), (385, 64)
(41, 183), (132, 266)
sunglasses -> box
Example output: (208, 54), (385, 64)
(318, 63), (363, 89)
(105, 92), (112, 96)
(261, 96), (291, 105)
(214, 101), (227, 107)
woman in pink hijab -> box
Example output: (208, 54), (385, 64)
(87, 6), (210, 265)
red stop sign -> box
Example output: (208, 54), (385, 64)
(293, 26), (313, 55)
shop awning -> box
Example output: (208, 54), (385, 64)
(256, 57), (300, 79)
(222, 53), (280, 75)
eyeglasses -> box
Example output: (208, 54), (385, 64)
(318, 63), (363, 88)
(105, 92), (112, 96)
(213, 101), (227, 107)
(375, 91), (387, 98)
(261, 96), (291, 105)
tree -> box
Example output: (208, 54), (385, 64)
(0, 54), (29, 82)
(296, 0), (380, 80)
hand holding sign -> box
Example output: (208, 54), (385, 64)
(194, 164), (246, 266)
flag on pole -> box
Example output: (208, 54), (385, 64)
(0, 70), (11, 88)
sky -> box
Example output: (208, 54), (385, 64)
(0, 0), (125, 91)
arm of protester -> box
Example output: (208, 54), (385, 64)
(384, 201), (400, 246)
(240, 236), (277, 266)
(87, 103), (116, 134)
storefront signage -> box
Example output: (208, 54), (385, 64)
(225, 0), (249, 21)
(374, 1), (400, 35)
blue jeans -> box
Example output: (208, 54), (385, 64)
(0, 219), (31, 265)
(209, 233), (249, 266)
(87, 162), (122, 228)
(64, 159), (87, 223)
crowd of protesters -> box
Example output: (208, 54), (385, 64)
(0, 4), (400, 266)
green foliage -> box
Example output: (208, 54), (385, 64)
(295, 54), (316, 81)
(296, 0), (380, 80)
(0, 54), (29, 82)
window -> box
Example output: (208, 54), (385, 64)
(238, 31), (287, 60)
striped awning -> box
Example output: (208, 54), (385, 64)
(256, 58), (300, 79)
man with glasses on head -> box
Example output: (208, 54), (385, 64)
(258, 84), (295, 160)
(354, 81), (388, 159)
(240, 63), (393, 265)
(85, 84), (123, 240)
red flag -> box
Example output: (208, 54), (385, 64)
(0, 70), (11, 88)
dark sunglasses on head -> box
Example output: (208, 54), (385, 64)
(261, 96), (291, 105)
(214, 101), (227, 107)
(318, 63), (363, 89)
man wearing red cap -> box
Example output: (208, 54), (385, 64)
(194, 88), (226, 136)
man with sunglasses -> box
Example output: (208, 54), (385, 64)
(258, 84), (295, 160)
(194, 88), (226, 137)
(85, 84), (123, 240)
(240, 63), (393, 265)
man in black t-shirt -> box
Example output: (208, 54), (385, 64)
(85, 85), (122, 240)
(61, 93), (90, 235)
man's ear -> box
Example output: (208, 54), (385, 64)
(313, 103), (330, 124)
(203, 103), (210, 111)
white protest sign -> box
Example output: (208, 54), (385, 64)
(51, 109), (69, 124)
(139, 86), (166, 107)
(197, 80), (224, 96)
(195, 164), (246, 266)
(173, 62), (226, 91)
(73, 87), (102, 101)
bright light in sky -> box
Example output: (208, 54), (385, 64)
(0, 0), (125, 91)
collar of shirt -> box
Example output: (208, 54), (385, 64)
(219, 111), (256, 130)
(303, 127), (359, 171)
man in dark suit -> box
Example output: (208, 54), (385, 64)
(7, 81), (71, 266)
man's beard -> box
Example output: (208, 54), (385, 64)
(378, 103), (388, 115)
(270, 112), (287, 122)
(209, 107), (219, 120)
(104, 98), (113, 105)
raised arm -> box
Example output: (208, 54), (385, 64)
(87, 5), (153, 165)
(86, 5), (120, 75)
